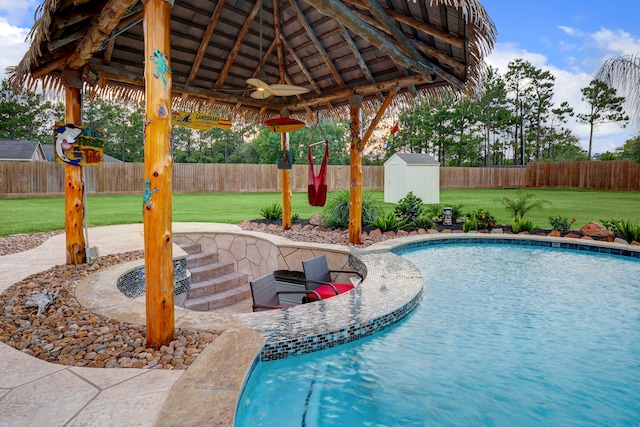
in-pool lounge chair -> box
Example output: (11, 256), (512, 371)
(302, 255), (363, 301)
(250, 272), (320, 312)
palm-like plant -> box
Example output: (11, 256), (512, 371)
(494, 190), (551, 221)
(595, 54), (640, 124)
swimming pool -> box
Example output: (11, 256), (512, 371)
(235, 243), (640, 426)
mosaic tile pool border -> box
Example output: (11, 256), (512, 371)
(260, 287), (422, 361)
(237, 251), (424, 362)
(392, 236), (640, 259)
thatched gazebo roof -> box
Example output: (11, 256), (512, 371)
(9, 0), (495, 120)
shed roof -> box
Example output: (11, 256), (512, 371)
(0, 140), (46, 161)
(8, 0), (495, 121)
(393, 152), (440, 165)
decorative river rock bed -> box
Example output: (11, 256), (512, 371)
(0, 249), (216, 369)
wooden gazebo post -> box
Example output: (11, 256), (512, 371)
(280, 109), (292, 230)
(143, 0), (174, 348)
(64, 84), (86, 265)
(348, 95), (363, 244)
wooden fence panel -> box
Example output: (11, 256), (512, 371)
(525, 160), (640, 190)
(2, 161), (639, 197)
(440, 167), (526, 189)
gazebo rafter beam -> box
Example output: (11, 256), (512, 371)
(66, 0), (140, 71)
(288, 0), (346, 88)
(187, 0), (226, 86)
(342, 0), (464, 48)
(286, 73), (433, 110)
(339, 24), (384, 102)
(214, 0), (261, 89)
(305, 0), (464, 89)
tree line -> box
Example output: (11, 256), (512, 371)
(1, 58), (638, 165)
(393, 59), (633, 165)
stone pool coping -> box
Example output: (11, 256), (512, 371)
(73, 224), (640, 426)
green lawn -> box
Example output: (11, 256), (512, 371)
(1, 189), (639, 237)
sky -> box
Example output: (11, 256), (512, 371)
(1, 0), (639, 154)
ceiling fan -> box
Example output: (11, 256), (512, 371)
(245, 0), (310, 99)
(246, 75), (310, 99)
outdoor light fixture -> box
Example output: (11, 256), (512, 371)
(443, 207), (452, 226)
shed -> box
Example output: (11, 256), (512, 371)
(384, 153), (440, 204)
(0, 140), (46, 162)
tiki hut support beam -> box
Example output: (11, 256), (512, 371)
(361, 88), (397, 146)
(143, 0), (174, 349)
(348, 95), (363, 244)
(64, 83), (86, 265)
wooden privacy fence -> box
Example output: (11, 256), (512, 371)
(1, 160), (638, 197)
(0, 162), (384, 196)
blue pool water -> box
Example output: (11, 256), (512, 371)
(235, 244), (640, 426)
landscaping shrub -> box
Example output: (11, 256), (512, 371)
(368, 211), (405, 232)
(394, 192), (424, 225)
(495, 189), (551, 220)
(412, 216), (434, 230)
(260, 202), (282, 220)
(599, 219), (620, 233)
(462, 215), (478, 232)
(511, 218), (537, 234)
(548, 216), (576, 233)
(466, 209), (496, 230)
(322, 190), (380, 228)
(615, 219), (640, 243)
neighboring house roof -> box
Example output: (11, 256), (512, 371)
(0, 140), (47, 161)
(41, 144), (122, 163)
(394, 153), (440, 165)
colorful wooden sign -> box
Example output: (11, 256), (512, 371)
(54, 123), (105, 166)
(264, 117), (305, 133)
(277, 150), (292, 169)
(172, 112), (232, 130)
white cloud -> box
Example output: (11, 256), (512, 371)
(0, 18), (30, 81)
(558, 26), (583, 37)
(485, 42), (548, 71)
(0, 0), (40, 27)
(591, 28), (640, 57)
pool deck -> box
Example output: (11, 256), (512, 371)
(1, 224), (638, 426)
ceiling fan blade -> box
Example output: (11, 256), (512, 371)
(269, 84), (311, 96)
(250, 90), (273, 99)
(246, 78), (271, 91)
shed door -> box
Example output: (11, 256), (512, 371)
(387, 162), (404, 203)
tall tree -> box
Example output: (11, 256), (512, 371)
(505, 59), (533, 165)
(526, 67), (556, 161)
(477, 67), (511, 165)
(577, 79), (629, 160)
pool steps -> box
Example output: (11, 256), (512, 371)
(179, 242), (251, 311)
